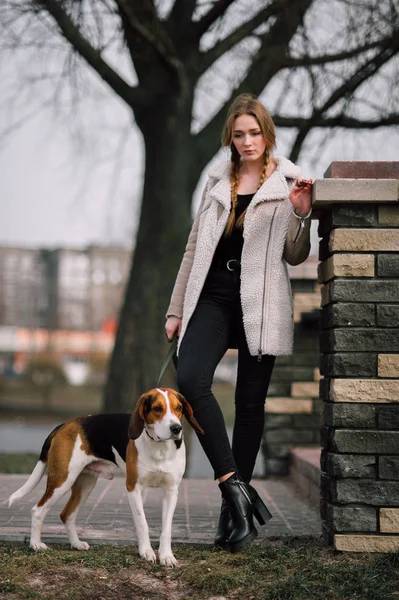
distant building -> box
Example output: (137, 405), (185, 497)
(87, 245), (131, 331)
(0, 244), (131, 332)
(0, 246), (48, 329)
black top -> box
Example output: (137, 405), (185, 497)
(211, 193), (254, 267)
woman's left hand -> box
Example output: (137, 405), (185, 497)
(289, 178), (313, 217)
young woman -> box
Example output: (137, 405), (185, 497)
(165, 93), (313, 553)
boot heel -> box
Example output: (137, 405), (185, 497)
(253, 497), (272, 525)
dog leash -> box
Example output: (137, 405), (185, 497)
(156, 336), (178, 387)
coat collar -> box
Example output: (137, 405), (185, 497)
(207, 155), (300, 210)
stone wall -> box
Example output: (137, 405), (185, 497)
(262, 265), (321, 475)
(316, 161), (399, 552)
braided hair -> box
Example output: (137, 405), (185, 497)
(224, 148), (270, 236)
(221, 94), (276, 237)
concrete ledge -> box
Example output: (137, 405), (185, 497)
(265, 398), (313, 413)
(291, 382), (319, 398)
(293, 292), (320, 323)
(289, 447), (321, 509)
(313, 179), (399, 204)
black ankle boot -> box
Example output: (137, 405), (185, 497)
(214, 498), (233, 550)
(218, 473), (272, 553)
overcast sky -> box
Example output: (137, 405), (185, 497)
(1, 2), (398, 252)
(1, 106), (397, 253)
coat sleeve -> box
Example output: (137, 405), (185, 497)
(283, 172), (312, 266)
(165, 184), (208, 319)
(283, 211), (312, 266)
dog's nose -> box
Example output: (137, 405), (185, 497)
(170, 423), (182, 435)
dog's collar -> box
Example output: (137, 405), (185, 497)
(145, 429), (156, 441)
(145, 427), (183, 445)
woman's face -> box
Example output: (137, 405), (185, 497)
(232, 114), (267, 163)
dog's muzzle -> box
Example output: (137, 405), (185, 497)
(170, 423), (182, 436)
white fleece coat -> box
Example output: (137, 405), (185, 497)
(166, 155), (311, 357)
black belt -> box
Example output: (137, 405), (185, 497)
(212, 258), (241, 272)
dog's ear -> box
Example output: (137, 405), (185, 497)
(176, 392), (204, 435)
(129, 392), (152, 440)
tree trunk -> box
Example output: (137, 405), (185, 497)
(103, 96), (201, 412)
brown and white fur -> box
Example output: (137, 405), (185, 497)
(8, 388), (203, 567)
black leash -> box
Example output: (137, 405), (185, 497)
(156, 336), (178, 388)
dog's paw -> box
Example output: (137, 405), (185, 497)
(140, 547), (157, 563)
(30, 541), (49, 552)
(159, 552), (177, 568)
(72, 541), (90, 551)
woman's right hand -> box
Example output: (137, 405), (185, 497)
(165, 316), (182, 342)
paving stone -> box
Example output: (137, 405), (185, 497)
(0, 475), (321, 547)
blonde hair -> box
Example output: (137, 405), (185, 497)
(221, 93), (276, 235)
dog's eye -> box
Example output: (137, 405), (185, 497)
(176, 405), (183, 412)
(153, 406), (163, 413)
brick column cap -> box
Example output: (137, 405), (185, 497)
(312, 179), (398, 209)
(324, 162), (399, 179)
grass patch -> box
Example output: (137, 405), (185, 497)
(0, 381), (236, 424)
(1, 539), (398, 600)
(0, 381), (102, 415)
(0, 453), (39, 474)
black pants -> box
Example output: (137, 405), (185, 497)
(177, 266), (275, 482)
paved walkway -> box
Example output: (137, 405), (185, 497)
(0, 475), (321, 547)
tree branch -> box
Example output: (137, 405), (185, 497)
(194, 0), (313, 168)
(35, 0), (141, 108)
(318, 42), (399, 117)
(288, 39), (399, 161)
(194, 0), (236, 39)
(274, 114), (399, 128)
(283, 36), (399, 68)
(198, 0), (289, 75)
(167, 0), (197, 28)
(115, 0), (184, 78)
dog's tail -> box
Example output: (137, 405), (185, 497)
(7, 424), (63, 508)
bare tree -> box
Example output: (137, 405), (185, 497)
(1, 0), (398, 412)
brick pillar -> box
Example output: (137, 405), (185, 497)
(316, 161), (399, 552)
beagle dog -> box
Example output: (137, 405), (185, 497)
(8, 387), (203, 567)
